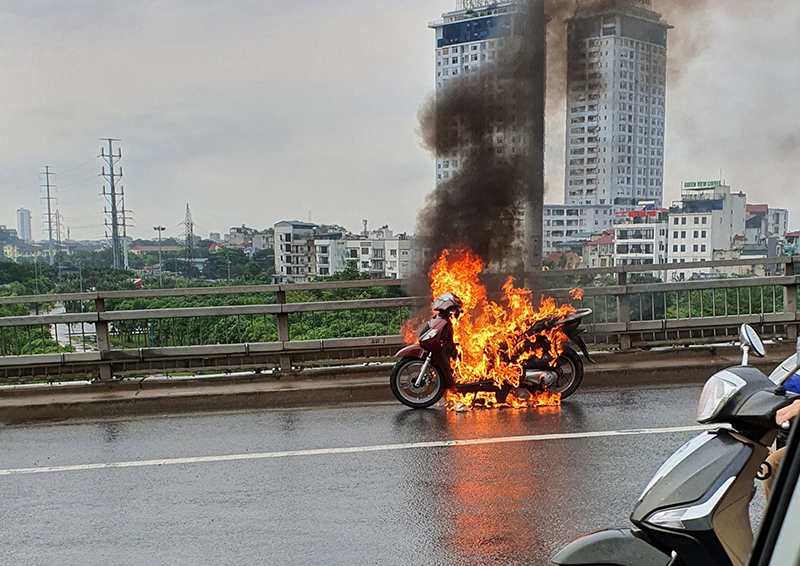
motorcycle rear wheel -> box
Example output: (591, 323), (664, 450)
(527, 347), (583, 400)
(390, 357), (446, 409)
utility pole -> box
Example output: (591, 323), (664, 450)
(55, 211), (63, 276)
(154, 225), (166, 287)
(227, 257), (232, 284)
(100, 138), (125, 269)
(40, 166), (57, 266)
(523, 0), (546, 272)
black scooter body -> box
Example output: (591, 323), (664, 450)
(553, 363), (791, 566)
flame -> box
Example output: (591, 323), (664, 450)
(570, 288), (584, 300)
(413, 249), (576, 411)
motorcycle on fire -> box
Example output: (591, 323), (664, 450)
(389, 293), (594, 409)
(552, 325), (800, 566)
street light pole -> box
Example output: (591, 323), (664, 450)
(154, 226), (166, 287)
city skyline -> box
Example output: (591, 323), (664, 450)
(0, 0), (798, 242)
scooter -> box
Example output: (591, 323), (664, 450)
(390, 293), (594, 409)
(552, 325), (800, 566)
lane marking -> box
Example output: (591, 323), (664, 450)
(0, 425), (712, 477)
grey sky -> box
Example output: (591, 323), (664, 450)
(1, 0), (798, 242)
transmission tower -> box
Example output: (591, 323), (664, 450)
(40, 166), (57, 266)
(100, 138), (127, 269)
(182, 204), (196, 265)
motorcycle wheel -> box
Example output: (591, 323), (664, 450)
(390, 357), (446, 409)
(528, 347), (583, 400)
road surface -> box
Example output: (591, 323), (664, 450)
(0, 384), (766, 565)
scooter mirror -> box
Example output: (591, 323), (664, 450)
(740, 324), (766, 359)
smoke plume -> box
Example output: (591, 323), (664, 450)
(416, 1), (544, 274)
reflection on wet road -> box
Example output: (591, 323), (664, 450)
(0, 386), (724, 565)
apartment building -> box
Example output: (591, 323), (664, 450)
(612, 203), (669, 279)
(273, 221), (318, 283)
(543, 203), (613, 255)
(667, 183), (746, 279)
(564, 0), (671, 212)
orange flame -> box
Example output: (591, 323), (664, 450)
(570, 288), (584, 300)
(413, 250), (575, 410)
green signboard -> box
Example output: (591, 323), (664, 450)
(683, 181), (721, 189)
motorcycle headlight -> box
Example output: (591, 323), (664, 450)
(696, 371), (746, 423)
(420, 328), (439, 342)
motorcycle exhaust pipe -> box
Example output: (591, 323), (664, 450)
(524, 369), (557, 387)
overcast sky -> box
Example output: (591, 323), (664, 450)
(1, 0), (798, 242)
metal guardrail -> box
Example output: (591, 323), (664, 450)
(0, 256), (797, 384)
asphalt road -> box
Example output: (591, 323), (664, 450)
(0, 385), (767, 566)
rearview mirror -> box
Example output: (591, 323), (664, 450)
(740, 324), (766, 362)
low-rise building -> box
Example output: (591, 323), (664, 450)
(769, 208), (790, 238)
(129, 245), (182, 256)
(613, 203), (669, 280)
(786, 232), (800, 255)
(667, 183), (746, 279)
(543, 204), (613, 256)
(581, 230), (614, 269)
(274, 221), (318, 283)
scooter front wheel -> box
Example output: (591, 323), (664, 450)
(390, 357), (446, 409)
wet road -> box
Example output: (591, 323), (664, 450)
(0, 385), (760, 565)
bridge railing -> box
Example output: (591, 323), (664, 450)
(0, 256), (797, 383)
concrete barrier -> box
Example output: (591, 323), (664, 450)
(1, 342), (795, 425)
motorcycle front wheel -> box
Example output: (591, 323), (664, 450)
(390, 357), (446, 409)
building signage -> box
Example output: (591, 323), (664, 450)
(682, 180), (721, 189)
(615, 210), (658, 218)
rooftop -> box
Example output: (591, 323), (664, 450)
(275, 221), (318, 230)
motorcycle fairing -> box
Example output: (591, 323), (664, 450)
(394, 344), (427, 359)
(631, 430), (753, 523)
(551, 528), (670, 566)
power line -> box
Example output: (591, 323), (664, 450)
(58, 156), (99, 177)
(57, 174), (101, 190)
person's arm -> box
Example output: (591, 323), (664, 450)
(776, 399), (800, 426)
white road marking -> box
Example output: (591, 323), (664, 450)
(0, 425), (712, 477)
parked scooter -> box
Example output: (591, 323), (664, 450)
(390, 293), (593, 409)
(552, 326), (800, 566)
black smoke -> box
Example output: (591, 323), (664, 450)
(416, 0), (545, 274)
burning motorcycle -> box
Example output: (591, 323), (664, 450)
(390, 292), (594, 409)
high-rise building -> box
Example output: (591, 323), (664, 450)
(429, 0), (547, 267)
(564, 0), (671, 212)
(16, 208), (32, 243)
(429, 0), (531, 185)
